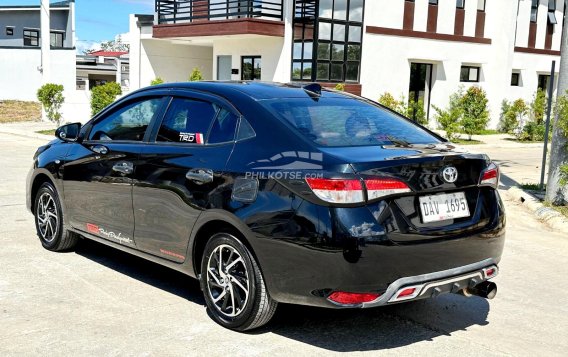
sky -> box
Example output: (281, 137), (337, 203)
(1, 0), (155, 52)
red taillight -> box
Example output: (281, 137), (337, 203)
(305, 178), (365, 204)
(305, 177), (411, 204)
(365, 178), (411, 200)
(327, 291), (381, 305)
(480, 163), (499, 188)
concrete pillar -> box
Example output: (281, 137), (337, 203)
(40, 0), (50, 83)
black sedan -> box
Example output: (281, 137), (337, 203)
(27, 82), (505, 331)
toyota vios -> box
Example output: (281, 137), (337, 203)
(27, 82), (505, 331)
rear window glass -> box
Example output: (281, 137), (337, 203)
(260, 98), (440, 147)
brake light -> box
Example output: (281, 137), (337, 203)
(480, 163), (499, 188)
(365, 179), (411, 200)
(327, 291), (381, 305)
(305, 178), (364, 204)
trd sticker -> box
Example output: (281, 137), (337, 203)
(179, 132), (204, 144)
(86, 223), (134, 245)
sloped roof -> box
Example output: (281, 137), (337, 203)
(88, 50), (128, 57)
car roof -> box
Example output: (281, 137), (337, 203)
(136, 81), (353, 100)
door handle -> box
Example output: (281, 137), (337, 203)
(91, 145), (109, 155)
(186, 169), (214, 185)
(112, 161), (134, 175)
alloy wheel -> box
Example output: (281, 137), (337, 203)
(206, 244), (250, 318)
(36, 192), (59, 243)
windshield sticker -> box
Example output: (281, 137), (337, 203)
(179, 132), (204, 144)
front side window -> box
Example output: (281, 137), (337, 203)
(23, 30), (39, 47)
(261, 98), (440, 147)
(157, 98), (217, 144)
(89, 98), (162, 141)
(460, 66), (480, 82)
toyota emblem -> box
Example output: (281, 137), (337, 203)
(441, 166), (458, 183)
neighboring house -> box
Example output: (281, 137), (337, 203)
(76, 50), (130, 92)
(129, 0), (565, 127)
(0, 0), (75, 102)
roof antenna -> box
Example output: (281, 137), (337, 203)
(302, 83), (322, 99)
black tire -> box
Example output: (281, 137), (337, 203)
(33, 182), (78, 251)
(200, 233), (277, 331)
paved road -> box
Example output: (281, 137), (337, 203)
(1, 133), (567, 356)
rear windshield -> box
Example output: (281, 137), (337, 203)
(261, 97), (441, 147)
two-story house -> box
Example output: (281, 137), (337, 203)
(128, 0), (565, 127)
(0, 0), (76, 103)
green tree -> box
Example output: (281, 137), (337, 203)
(499, 99), (528, 135)
(91, 82), (122, 116)
(432, 88), (464, 142)
(460, 86), (489, 140)
(189, 67), (203, 81)
(37, 83), (65, 126)
(151, 77), (164, 86)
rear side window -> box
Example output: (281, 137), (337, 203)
(208, 109), (239, 144)
(157, 98), (217, 144)
(260, 98), (440, 147)
(89, 98), (162, 141)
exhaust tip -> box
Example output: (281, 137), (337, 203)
(462, 281), (497, 300)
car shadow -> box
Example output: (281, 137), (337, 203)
(74, 239), (490, 352)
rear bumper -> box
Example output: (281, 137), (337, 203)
(342, 260), (498, 308)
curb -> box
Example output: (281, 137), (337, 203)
(504, 186), (568, 235)
(0, 128), (53, 141)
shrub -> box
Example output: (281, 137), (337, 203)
(37, 83), (65, 126)
(378, 92), (427, 125)
(499, 99), (528, 135)
(378, 92), (403, 113)
(151, 77), (164, 86)
(530, 88), (547, 125)
(334, 83), (345, 91)
(520, 121), (546, 141)
(433, 89), (464, 142)
(189, 67), (203, 81)
(460, 86), (489, 140)
(91, 82), (122, 116)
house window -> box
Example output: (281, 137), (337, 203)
(460, 66), (480, 82)
(50, 32), (64, 48)
(294, 0), (363, 83)
(477, 0), (486, 11)
(429, 0), (438, 5)
(6, 27), (14, 36)
(456, 0), (465, 9)
(511, 73), (520, 86)
(538, 74), (550, 91)
(242, 56), (261, 80)
(531, 0), (539, 22)
(23, 29), (39, 47)
(548, 0), (557, 24)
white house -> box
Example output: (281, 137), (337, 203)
(128, 0), (564, 128)
(0, 1), (76, 106)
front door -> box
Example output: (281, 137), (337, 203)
(132, 94), (239, 262)
(217, 55), (232, 80)
(408, 62), (433, 123)
(241, 56), (261, 80)
(63, 96), (165, 246)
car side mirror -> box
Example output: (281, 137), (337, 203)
(55, 122), (82, 142)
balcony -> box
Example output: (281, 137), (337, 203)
(156, 0), (284, 24)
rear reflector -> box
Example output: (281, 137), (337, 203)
(305, 178), (365, 204)
(388, 284), (424, 302)
(365, 178), (411, 200)
(397, 287), (416, 298)
(327, 291), (381, 305)
(483, 266), (498, 279)
(480, 163), (499, 188)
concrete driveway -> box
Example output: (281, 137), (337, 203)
(1, 132), (567, 356)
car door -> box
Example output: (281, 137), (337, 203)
(132, 93), (239, 262)
(63, 95), (166, 246)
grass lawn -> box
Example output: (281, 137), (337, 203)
(504, 138), (545, 143)
(458, 129), (500, 135)
(452, 138), (484, 145)
(520, 183), (546, 191)
(544, 202), (568, 219)
(0, 100), (41, 123)
(36, 129), (55, 136)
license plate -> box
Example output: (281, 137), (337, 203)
(419, 192), (470, 223)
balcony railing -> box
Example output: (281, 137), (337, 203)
(156, 0), (284, 25)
